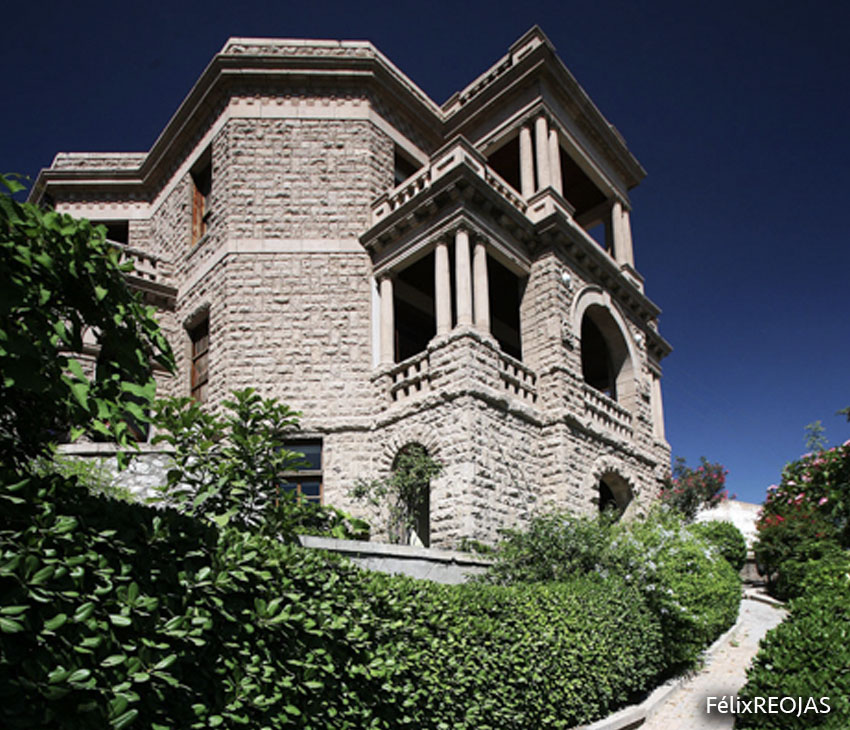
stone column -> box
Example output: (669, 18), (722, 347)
(434, 239), (452, 335)
(534, 115), (551, 191)
(548, 126), (563, 195)
(379, 275), (394, 364)
(472, 238), (490, 333)
(610, 200), (635, 268)
(454, 229), (473, 327)
(651, 374), (666, 440)
(519, 124), (535, 198)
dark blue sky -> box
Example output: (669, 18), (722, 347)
(4, 0), (849, 503)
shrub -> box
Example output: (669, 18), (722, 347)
(757, 441), (850, 554)
(153, 389), (369, 541)
(0, 174), (173, 469)
(689, 520), (748, 571)
(736, 553), (850, 729)
(405, 576), (665, 729)
(485, 511), (616, 585)
(754, 441), (850, 598)
(487, 507), (741, 669)
(658, 456), (731, 521)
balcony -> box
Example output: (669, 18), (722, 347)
(376, 331), (539, 414)
(109, 241), (177, 310)
(371, 137), (527, 228)
(387, 350), (431, 403)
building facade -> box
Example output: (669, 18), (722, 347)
(33, 27), (672, 547)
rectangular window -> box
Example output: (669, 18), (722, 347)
(190, 155), (212, 246)
(189, 317), (209, 402)
(280, 440), (323, 504)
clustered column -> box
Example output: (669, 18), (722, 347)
(518, 113), (562, 198)
(378, 229), (493, 366)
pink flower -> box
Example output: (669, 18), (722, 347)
(767, 484), (778, 491)
(819, 497), (829, 506)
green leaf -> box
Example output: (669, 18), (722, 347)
(111, 709), (139, 730)
(68, 669), (92, 683)
(43, 613), (68, 631)
(101, 654), (127, 668)
(109, 614), (132, 627)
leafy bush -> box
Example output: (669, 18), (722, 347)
(736, 553), (850, 729)
(689, 520), (748, 571)
(486, 507), (741, 669)
(1, 470), (670, 730)
(658, 456), (731, 521)
(485, 511), (615, 584)
(153, 389), (369, 541)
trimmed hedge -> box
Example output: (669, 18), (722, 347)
(736, 554), (850, 729)
(488, 508), (742, 668)
(1, 473), (668, 729)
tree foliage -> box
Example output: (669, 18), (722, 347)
(658, 456), (731, 521)
(0, 174), (173, 470)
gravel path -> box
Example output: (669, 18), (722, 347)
(641, 597), (787, 730)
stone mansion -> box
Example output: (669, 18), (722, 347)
(32, 27), (672, 548)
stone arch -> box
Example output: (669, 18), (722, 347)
(583, 456), (639, 520)
(375, 425), (442, 547)
(571, 286), (639, 410)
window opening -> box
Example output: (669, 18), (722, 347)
(487, 255), (523, 360)
(191, 154), (212, 246)
(394, 251), (436, 362)
(581, 314), (615, 398)
(486, 136), (521, 192)
(189, 317), (209, 403)
(394, 148), (420, 186)
(559, 147), (607, 220)
(280, 439), (323, 504)
(93, 220), (129, 245)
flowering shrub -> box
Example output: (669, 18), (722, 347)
(658, 457), (732, 521)
(754, 440), (850, 595)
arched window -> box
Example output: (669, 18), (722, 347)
(579, 303), (635, 407)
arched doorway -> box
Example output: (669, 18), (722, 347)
(391, 443), (439, 547)
(579, 303), (636, 409)
(598, 472), (633, 517)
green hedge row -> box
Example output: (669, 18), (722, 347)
(485, 509), (742, 668)
(735, 553), (850, 730)
(2, 473), (669, 729)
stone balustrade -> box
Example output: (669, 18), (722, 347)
(388, 350), (431, 403)
(498, 351), (537, 404)
(581, 383), (633, 437)
(371, 138), (527, 226)
(109, 241), (172, 285)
